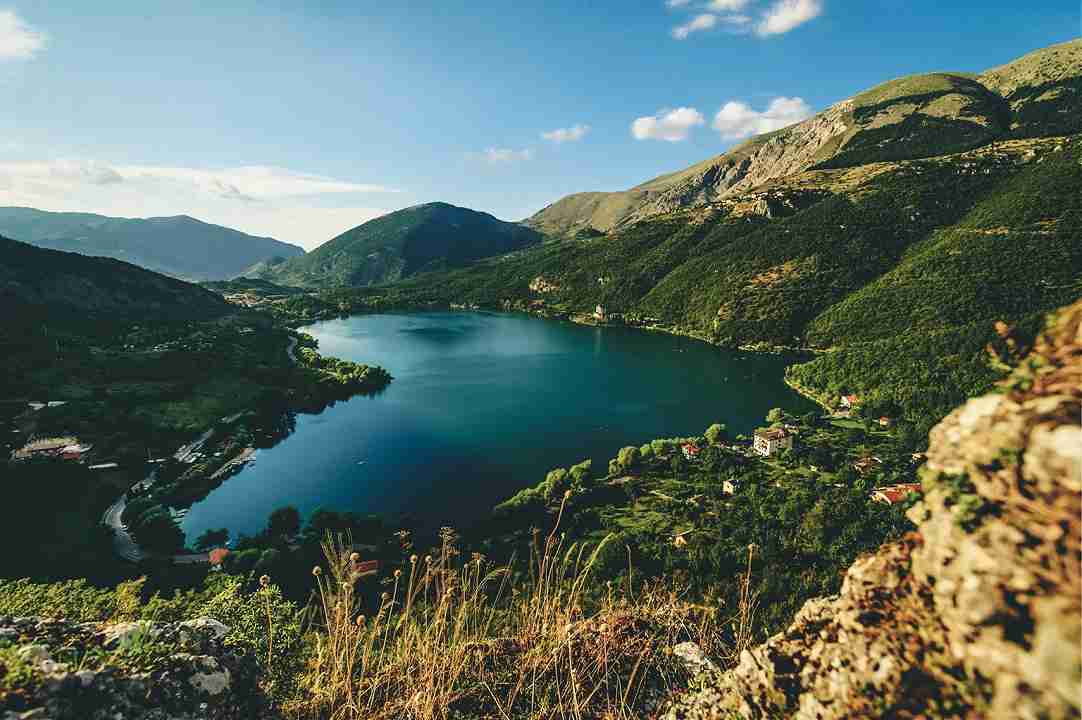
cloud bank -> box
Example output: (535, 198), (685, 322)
(666, 0), (821, 39)
(712, 96), (813, 139)
(631, 107), (706, 142)
(542, 124), (591, 143)
(756, 0), (823, 36)
(0, 9), (45, 60)
(480, 148), (533, 164)
(0, 159), (397, 249)
(672, 14), (718, 39)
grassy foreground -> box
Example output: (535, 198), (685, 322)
(0, 499), (756, 720)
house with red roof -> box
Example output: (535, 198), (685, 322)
(870, 483), (922, 505)
(208, 548), (231, 566)
(840, 394), (860, 409)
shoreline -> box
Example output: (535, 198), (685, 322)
(101, 333), (390, 564)
(783, 375), (834, 412)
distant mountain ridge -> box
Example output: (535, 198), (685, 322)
(252, 202), (542, 288)
(528, 39), (1082, 236)
(0, 207), (304, 281)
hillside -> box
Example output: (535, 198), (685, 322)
(267, 40), (1076, 438)
(528, 39), (1082, 236)
(253, 202), (542, 288)
(1, 300), (1076, 720)
(666, 298), (1082, 720)
(0, 207), (304, 281)
(0, 234), (232, 330)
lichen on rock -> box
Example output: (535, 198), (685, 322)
(0, 616), (272, 720)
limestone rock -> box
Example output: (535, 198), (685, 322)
(0, 616), (273, 719)
(664, 298), (1082, 719)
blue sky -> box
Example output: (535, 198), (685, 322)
(0, 1), (1078, 248)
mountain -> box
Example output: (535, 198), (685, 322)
(252, 202), (542, 288)
(0, 234), (231, 330)
(0, 208), (304, 281)
(528, 39), (1082, 236)
(330, 41), (1082, 435)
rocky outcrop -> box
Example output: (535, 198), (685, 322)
(665, 299), (1082, 719)
(0, 616), (272, 720)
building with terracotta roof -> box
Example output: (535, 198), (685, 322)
(870, 483), (922, 505)
(681, 443), (701, 461)
(208, 548), (231, 566)
(12, 436), (83, 461)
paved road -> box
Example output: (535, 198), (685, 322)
(101, 336), (294, 565)
(104, 489), (144, 562)
(103, 428), (217, 564)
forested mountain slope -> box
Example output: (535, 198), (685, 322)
(252, 202), (541, 288)
(528, 39), (1081, 236)
(329, 136), (1081, 435)
(0, 207), (303, 281)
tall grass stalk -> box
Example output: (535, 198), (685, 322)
(299, 494), (747, 719)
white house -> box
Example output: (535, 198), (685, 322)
(753, 428), (793, 457)
(840, 394), (860, 409)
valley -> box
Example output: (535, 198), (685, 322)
(0, 33), (1078, 720)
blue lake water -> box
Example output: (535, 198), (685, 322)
(180, 311), (817, 540)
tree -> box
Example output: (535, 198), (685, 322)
(569, 460), (594, 492)
(542, 468), (569, 501)
(704, 423), (728, 445)
(130, 508), (184, 554)
(651, 439), (673, 456)
(254, 548), (282, 575)
(224, 548), (261, 574)
(194, 528), (229, 551)
(267, 506), (301, 539)
(845, 427), (866, 445)
(617, 446), (641, 471)
(766, 408), (786, 425)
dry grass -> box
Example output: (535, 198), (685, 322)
(292, 495), (756, 720)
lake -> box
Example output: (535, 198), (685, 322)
(180, 311), (817, 541)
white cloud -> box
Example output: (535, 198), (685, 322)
(665, 0), (694, 7)
(631, 107), (705, 142)
(111, 164), (396, 199)
(712, 96), (813, 139)
(756, 0), (823, 36)
(672, 13), (717, 39)
(541, 124), (590, 143)
(0, 159), (398, 249)
(707, 0), (750, 10)
(0, 9), (45, 60)
(480, 147), (532, 164)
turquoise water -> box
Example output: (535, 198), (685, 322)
(180, 312), (816, 540)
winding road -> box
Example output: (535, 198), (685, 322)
(103, 429), (216, 564)
(103, 336), (296, 564)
